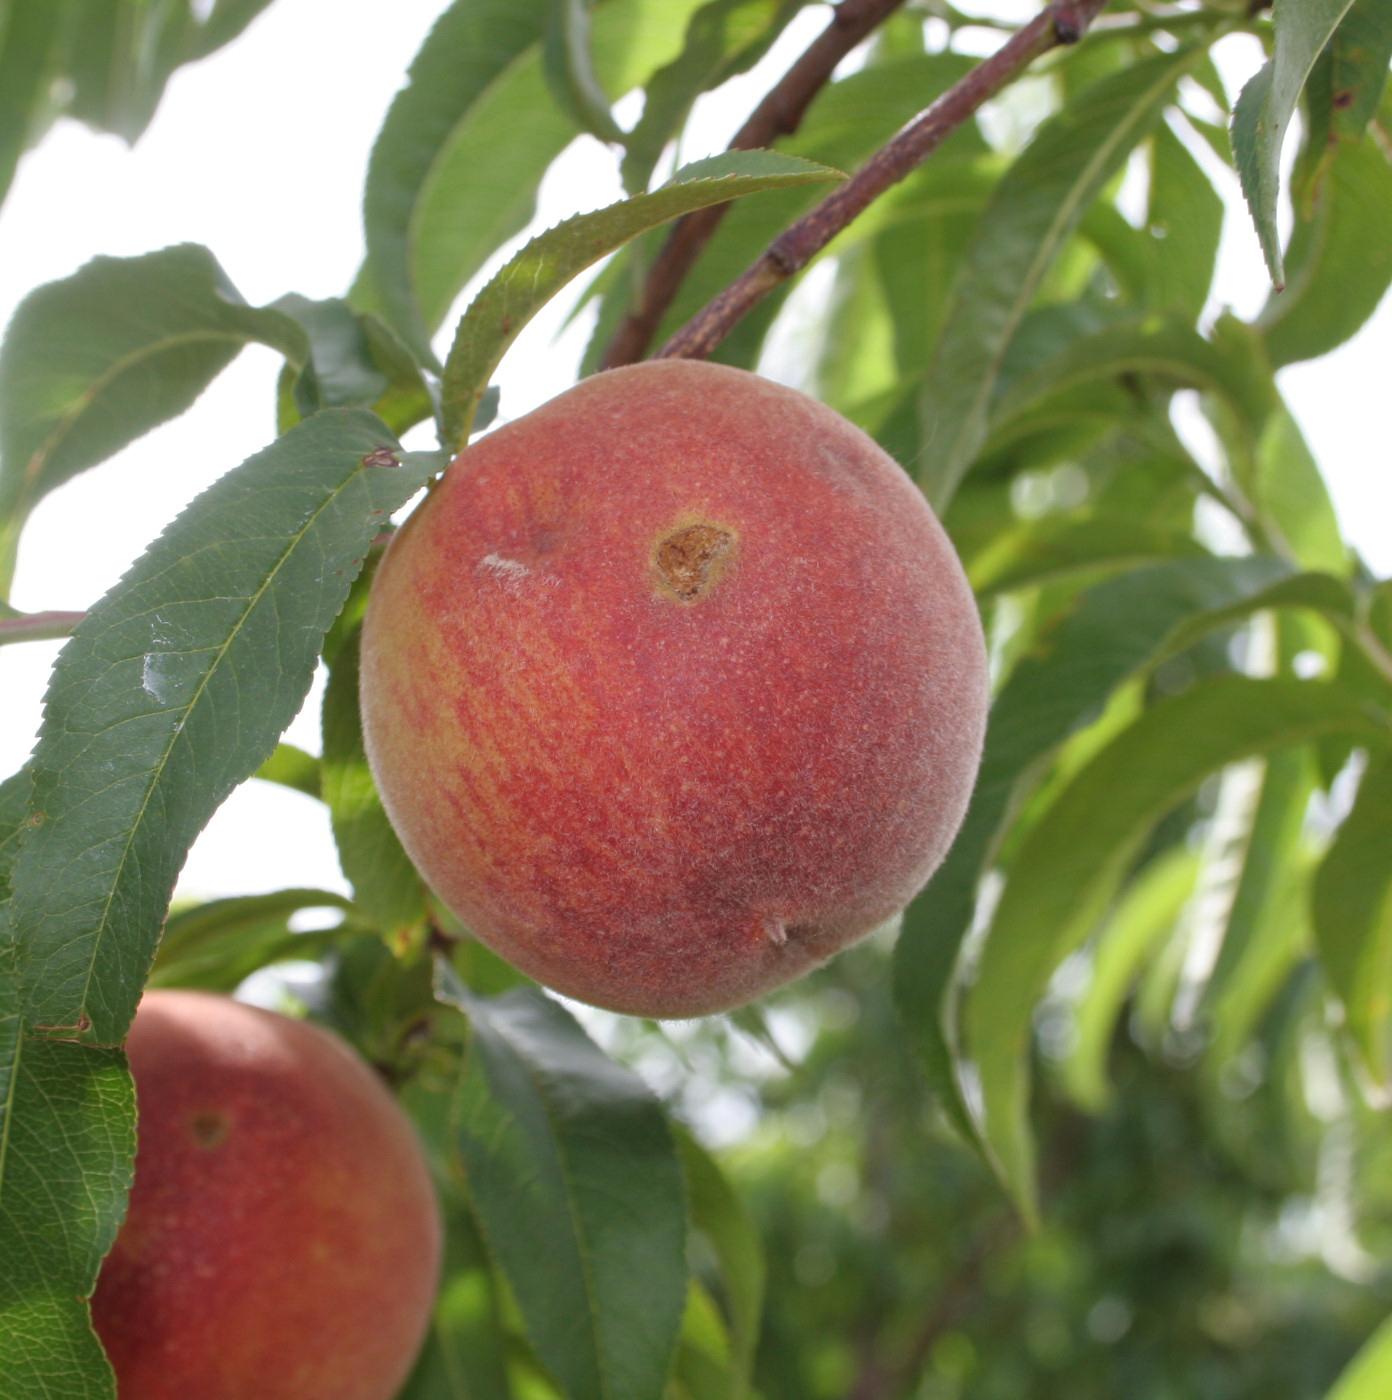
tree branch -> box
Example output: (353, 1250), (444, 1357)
(658, 0), (1111, 362)
(0, 608), (84, 647)
(601, 0), (909, 370)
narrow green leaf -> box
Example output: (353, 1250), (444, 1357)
(1061, 847), (1201, 1112)
(967, 676), (1389, 1219)
(620, 0), (801, 194)
(437, 972), (687, 1400)
(1259, 133), (1392, 367)
(185, 0), (277, 60)
(1230, 0), (1356, 286)
(1145, 122), (1224, 320)
(675, 1129), (764, 1398)
(253, 742), (322, 800)
(0, 245), (307, 587)
(894, 555), (1305, 1146)
(0, 0), (65, 209)
(322, 629), (428, 936)
(1314, 757), (1392, 1081)
(544, 0), (625, 144)
(919, 45), (1203, 509)
(1247, 398), (1348, 575)
(438, 150), (840, 446)
(10, 411), (433, 1045)
(148, 888), (355, 992)
(1327, 1314), (1392, 1400)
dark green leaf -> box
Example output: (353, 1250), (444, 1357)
(437, 972), (687, 1400)
(967, 676), (1389, 1218)
(0, 245), (307, 589)
(1230, 0), (1356, 286)
(10, 411), (433, 1045)
(1327, 0), (1392, 140)
(918, 46), (1203, 509)
(1144, 122), (1224, 319)
(1314, 757), (1392, 1081)
(439, 150), (840, 446)
(322, 629), (429, 936)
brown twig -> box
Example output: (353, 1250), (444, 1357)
(658, 0), (1111, 362)
(601, 0), (910, 369)
(0, 608), (84, 647)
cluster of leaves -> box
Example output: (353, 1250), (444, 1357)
(0, 1), (1390, 1397)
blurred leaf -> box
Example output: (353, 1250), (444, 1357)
(1328, 1313), (1392, 1400)
(668, 1283), (736, 1400)
(322, 629), (429, 937)
(676, 1128), (764, 1398)
(969, 518), (1207, 597)
(1062, 846), (1202, 1112)
(0, 245), (307, 589)
(9, 411), (432, 1046)
(148, 888), (354, 992)
(0, 0), (64, 208)
(1258, 133), (1392, 367)
(895, 555), (1313, 1146)
(968, 675), (1389, 1219)
(253, 741), (322, 799)
(436, 972), (687, 1400)
(273, 295), (436, 436)
(621, 0), (800, 193)
(438, 150), (840, 445)
(1144, 122), (1223, 320)
(544, 0), (625, 144)
(1230, 0), (1355, 286)
(919, 46), (1202, 509)
(1327, 0), (1392, 141)
(1314, 757), (1392, 1082)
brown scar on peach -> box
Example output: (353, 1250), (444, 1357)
(654, 521), (736, 602)
(189, 1111), (230, 1149)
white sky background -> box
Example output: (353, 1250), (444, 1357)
(0, 0), (1387, 906)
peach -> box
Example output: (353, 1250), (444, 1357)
(91, 990), (441, 1400)
(360, 360), (987, 1017)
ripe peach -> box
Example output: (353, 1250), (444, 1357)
(360, 360), (987, 1017)
(91, 990), (441, 1400)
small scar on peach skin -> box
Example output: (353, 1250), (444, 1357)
(654, 521), (736, 602)
(189, 1111), (230, 1148)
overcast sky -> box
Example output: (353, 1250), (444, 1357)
(0, 0), (1386, 905)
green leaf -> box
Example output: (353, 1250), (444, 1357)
(1061, 846), (1201, 1112)
(620, 0), (801, 194)
(1144, 122), (1224, 320)
(148, 888), (355, 992)
(0, 244), (307, 589)
(253, 742), (322, 800)
(675, 1129), (764, 1398)
(322, 629), (429, 936)
(1259, 133), (1392, 367)
(967, 676), (1389, 1219)
(1314, 757), (1392, 1081)
(1230, 0), (1356, 286)
(544, 0), (625, 144)
(437, 972), (687, 1400)
(9, 410), (433, 1046)
(918, 46), (1203, 509)
(894, 555), (1307, 1145)
(438, 150), (840, 446)
(1246, 398), (1348, 575)
(0, 0), (65, 209)
(1327, 0), (1392, 141)
(1327, 1314), (1392, 1400)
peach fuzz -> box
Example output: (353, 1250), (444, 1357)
(91, 990), (441, 1400)
(360, 359), (988, 1017)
